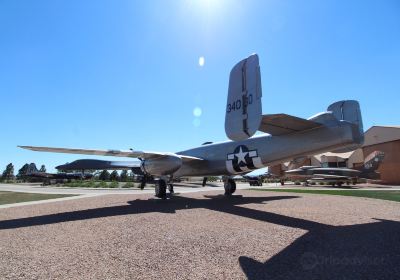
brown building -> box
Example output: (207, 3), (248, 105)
(361, 126), (400, 184)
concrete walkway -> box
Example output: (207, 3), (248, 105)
(0, 182), (248, 195)
(1, 182), (399, 196)
(0, 182), (399, 209)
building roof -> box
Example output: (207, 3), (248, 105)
(313, 151), (355, 162)
(363, 126), (400, 147)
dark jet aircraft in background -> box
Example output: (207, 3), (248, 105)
(56, 159), (142, 174)
(25, 163), (93, 182)
(20, 54), (365, 198)
(285, 151), (385, 186)
(56, 159), (154, 189)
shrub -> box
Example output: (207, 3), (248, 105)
(73, 181), (83, 188)
(109, 181), (118, 188)
(122, 182), (134, 188)
(84, 181), (96, 188)
(97, 181), (107, 188)
(64, 181), (76, 187)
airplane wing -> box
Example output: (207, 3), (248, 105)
(18, 146), (203, 162)
(258, 114), (322, 136)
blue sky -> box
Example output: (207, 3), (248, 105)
(0, 0), (399, 172)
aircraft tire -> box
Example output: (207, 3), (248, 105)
(168, 184), (174, 194)
(224, 179), (236, 195)
(140, 176), (146, 190)
(231, 180), (236, 193)
(155, 180), (167, 198)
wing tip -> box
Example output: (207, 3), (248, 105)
(18, 145), (31, 150)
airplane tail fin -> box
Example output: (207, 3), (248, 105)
(327, 100), (364, 135)
(310, 100), (364, 152)
(225, 54), (262, 141)
(224, 55), (364, 146)
(362, 151), (385, 172)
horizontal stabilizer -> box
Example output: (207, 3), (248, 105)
(19, 146), (203, 162)
(258, 114), (321, 136)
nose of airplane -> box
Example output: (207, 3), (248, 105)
(285, 169), (301, 174)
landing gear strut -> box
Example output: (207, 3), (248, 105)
(168, 184), (174, 194)
(202, 177), (207, 187)
(140, 175), (147, 190)
(224, 178), (236, 196)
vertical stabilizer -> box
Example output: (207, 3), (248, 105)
(327, 100), (363, 135)
(362, 151), (385, 172)
(225, 54), (262, 141)
(359, 151), (385, 179)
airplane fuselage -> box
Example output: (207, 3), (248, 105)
(175, 121), (362, 177)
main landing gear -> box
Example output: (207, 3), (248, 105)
(224, 178), (236, 196)
(140, 175), (147, 190)
(155, 177), (174, 199)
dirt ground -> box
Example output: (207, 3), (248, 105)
(0, 190), (399, 279)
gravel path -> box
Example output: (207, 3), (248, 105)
(0, 190), (399, 280)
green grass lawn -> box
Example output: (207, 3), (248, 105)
(0, 191), (75, 205)
(250, 188), (400, 202)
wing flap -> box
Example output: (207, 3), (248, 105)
(259, 114), (321, 136)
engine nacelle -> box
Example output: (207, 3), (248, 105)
(141, 155), (182, 176)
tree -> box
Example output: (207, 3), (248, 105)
(17, 164), (29, 178)
(39, 165), (46, 173)
(120, 170), (128, 182)
(110, 170), (119, 181)
(2, 163), (15, 180)
(99, 170), (110, 181)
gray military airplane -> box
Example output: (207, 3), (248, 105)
(19, 54), (365, 198)
(241, 169), (277, 186)
(56, 159), (141, 173)
(56, 159), (153, 190)
(285, 151), (385, 186)
(24, 163), (93, 181)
